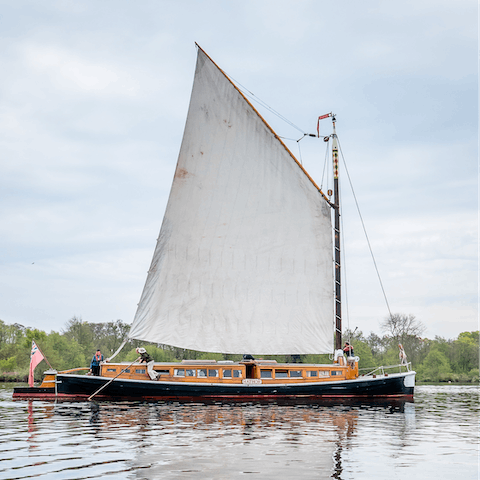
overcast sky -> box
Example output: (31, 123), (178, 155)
(0, 0), (477, 342)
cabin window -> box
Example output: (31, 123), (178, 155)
(319, 371), (329, 377)
(136, 369), (146, 374)
(233, 369), (243, 378)
(260, 370), (272, 378)
(223, 369), (232, 378)
(290, 370), (302, 378)
(107, 368), (117, 372)
(197, 369), (207, 377)
(156, 370), (170, 376)
(275, 370), (288, 378)
(124, 369), (130, 373)
(186, 369), (196, 377)
(306, 371), (318, 377)
(174, 368), (185, 377)
(331, 370), (342, 376)
(208, 369), (219, 377)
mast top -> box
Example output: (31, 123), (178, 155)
(317, 112), (336, 138)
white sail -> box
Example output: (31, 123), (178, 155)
(128, 48), (334, 354)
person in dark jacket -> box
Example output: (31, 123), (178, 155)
(343, 342), (354, 357)
(90, 349), (103, 376)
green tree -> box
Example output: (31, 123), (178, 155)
(365, 332), (387, 357)
(452, 332), (479, 373)
(0, 321), (27, 366)
(418, 345), (452, 382)
(380, 313), (427, 365)
(42, 332), (86, 371)
(0, 321), (26, 346)
(62, 316), (95, 360)
(0, 356), (17, 372)
(124, 345), (177, 363)
(95, 320), (131, 357)
(353, 341), (376, 371)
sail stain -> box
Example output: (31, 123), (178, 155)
(175, 168), (191, 180)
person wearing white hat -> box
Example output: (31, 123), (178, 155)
(136, 347), (158, 380)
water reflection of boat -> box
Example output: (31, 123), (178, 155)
(78, 400), (414, 478)
(88, 402), (359, 477)
(83, 399), (413, 430)
(14, 45), (414, 403)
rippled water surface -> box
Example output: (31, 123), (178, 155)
(0, 385), (478, 479)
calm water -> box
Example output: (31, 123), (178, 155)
(0, 385), (478, 479)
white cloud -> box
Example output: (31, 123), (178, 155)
(23, 44), (138, 96)
(342, 211), (477, 338)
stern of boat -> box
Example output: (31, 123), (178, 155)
(13, 367), (90, 400)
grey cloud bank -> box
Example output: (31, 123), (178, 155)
(0, 0), (477, 340)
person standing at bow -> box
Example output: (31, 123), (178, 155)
(90, 349), (104, 376)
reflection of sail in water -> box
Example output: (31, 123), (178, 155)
(331, 411), (358, 479)
(401, 402), (416, 440)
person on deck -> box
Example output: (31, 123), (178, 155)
(343, 342), (354, 357)
(136, 347), (158, 380)
(90, 349), (103, 376)
(399, 344), (408, 365)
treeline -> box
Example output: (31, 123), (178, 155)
(0, 314), (478, 383)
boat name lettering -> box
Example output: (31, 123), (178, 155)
(242, 379), (262, 385)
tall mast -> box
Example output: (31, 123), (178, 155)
(317, 112), (342, 352)
(332, 116), (342, 351)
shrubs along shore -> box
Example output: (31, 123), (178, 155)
(1, 317), (478, 385)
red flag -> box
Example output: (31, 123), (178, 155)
(28, 341), (44, 387)
(317, 113), (331, 136)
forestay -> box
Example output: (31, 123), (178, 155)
(128, 48), (334, 354)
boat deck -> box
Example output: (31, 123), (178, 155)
(96, 359), (359, 384)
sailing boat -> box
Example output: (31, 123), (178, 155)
(14, 46), (415, 402)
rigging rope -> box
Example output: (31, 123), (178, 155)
(230, 77), (306, 134)
(278, 135), (305, 164)
(229, 73), (335, 170)
(338, 176), (351, 338)
(106, 338), (128, 362)
(337, 137), (393, 320)
(297, 141), (303, 164)
(320, 137), (330, 190)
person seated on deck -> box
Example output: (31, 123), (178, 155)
(343, 342), (354, 357)
(136, 347), (158, 380)
(242, 354), (255, 362)
(291, 354), (302, 364)
(89, 349), (103, 376)
(343, 342), (356, 367)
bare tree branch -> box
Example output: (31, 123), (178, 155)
(381, 313), (426, 341)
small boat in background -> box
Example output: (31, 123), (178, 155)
(14, 45), (414, 402)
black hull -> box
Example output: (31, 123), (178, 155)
(13, 387), (55, 398)
(13, 372), (415, 402)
